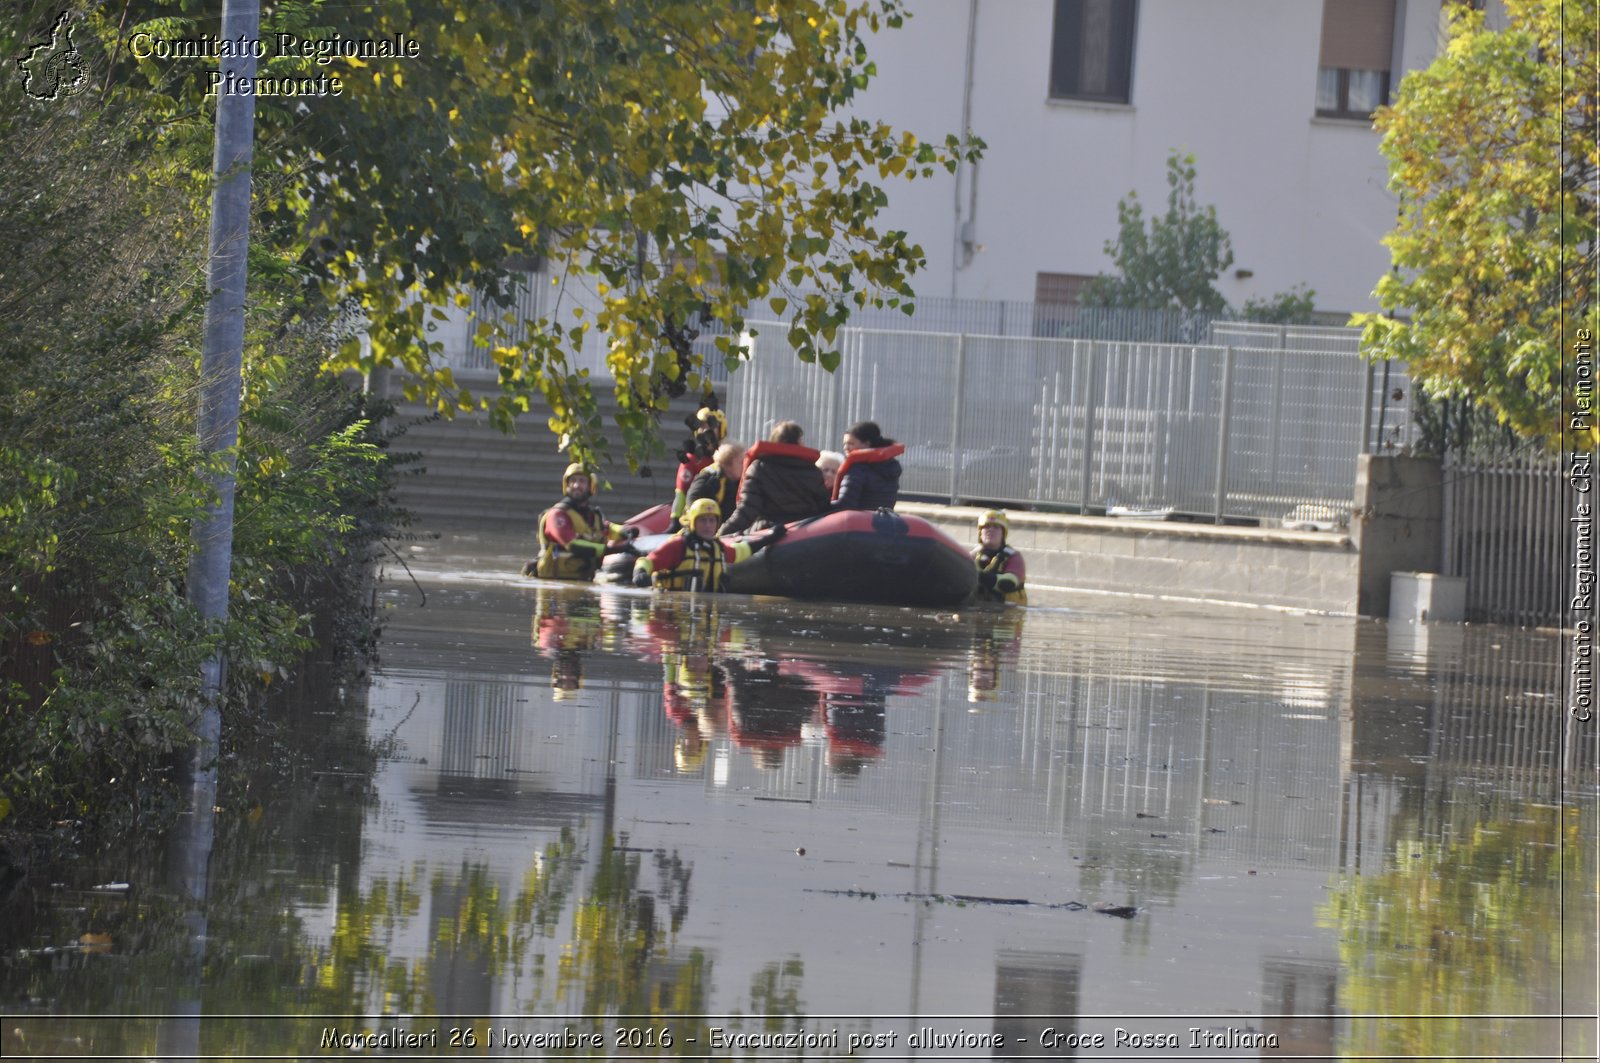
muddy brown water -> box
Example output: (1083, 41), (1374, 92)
(3, 532), (1595, 1060)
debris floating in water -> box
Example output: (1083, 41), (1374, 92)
(806, 888), (1136, 915)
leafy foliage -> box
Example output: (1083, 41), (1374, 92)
(1240, 285), (1318, 325)
(1082, 151), (1315, 322)
(1081, 151), (1235, 316)
(0, 2), (402, 833)
(1321, 802), (1588, 1059)
(1354, 0), (1597, 447)
(91, 0), (980, 467)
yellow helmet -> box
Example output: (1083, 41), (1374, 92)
(673, 735), (708, 774)
(977, 509), (1010, 536)
(683, 496), (722, 528)
(561, 462), (592, 492)
(695, 407), (728, 437)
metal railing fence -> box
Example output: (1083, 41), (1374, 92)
(437, 286), (1414, 521)
(727, 323), (1407, 523)
(1440, 453), (1565, 626)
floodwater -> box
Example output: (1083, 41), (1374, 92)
(3, 532), (1596, 1061)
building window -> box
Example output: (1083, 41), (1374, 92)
(1033, 272), (1095, 336)
(1316, 0), (1396, 118)
(1049, 0), (1138, 104)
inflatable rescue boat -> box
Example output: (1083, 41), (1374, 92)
(606, 507), (977, 607)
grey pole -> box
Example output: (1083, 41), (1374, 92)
(947, 333), (966, 504)
(1359, 358), (1377, 455)
(1212, 346), (1236, 524)
(1079, 341), (1099, 514)
(185, 0), (259, 814)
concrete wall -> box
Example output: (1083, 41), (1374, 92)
(1351, 453), (1444, 617)
(904, 455), (1444, 616)
(901, 502), (1360, 614)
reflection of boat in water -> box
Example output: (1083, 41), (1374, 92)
(606, 507), (977, 607)
(620, 598), (1023, 775)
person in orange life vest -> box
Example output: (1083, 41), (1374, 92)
(717, 421), (829, 535)
(685, 442), (745, 526)
(669, 406), (728, 532)
(633, 497), (786, 591)
(815, 450), (844, 496)
(530, 463), (636, 580)
(972, 509), (1028, 605)
(831, 420), (903, 510)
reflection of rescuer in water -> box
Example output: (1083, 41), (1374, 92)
(527, 464), (638, 580)
(531, 588), (626, 700)
(632, 497), (784, 591)
(967, 609), (1025, 704)
(972, 510), (1028, 605)
(633, 596), (741, 774)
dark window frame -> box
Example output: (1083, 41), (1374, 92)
(1314, 66), (1391, 120)
(1316, 0), (1397, 119)
(1048, 0), (1139, 105)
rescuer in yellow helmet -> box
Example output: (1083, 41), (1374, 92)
(633, 496), (785, 592)
(528, 463), (636, 580)
(972, 509), (1028, 605)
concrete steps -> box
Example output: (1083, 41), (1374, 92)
(384, 400), (687, 534)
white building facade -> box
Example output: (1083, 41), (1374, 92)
(846, 0), (1477, 318)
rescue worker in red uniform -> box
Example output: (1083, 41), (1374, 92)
(972, 509), (1028, 605)
(633, 497), (785, 591)
(530, 463), (636, 580)
(669, 406), (728, 532)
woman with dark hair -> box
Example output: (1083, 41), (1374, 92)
(717, 421), (830, 535)
(831, 420), (903, 511)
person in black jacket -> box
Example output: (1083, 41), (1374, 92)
(686, 442), (745, 526)
(718, 421), (829, 535)
(831, 420), (903, 511)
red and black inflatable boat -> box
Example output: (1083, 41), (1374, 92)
(605, 507), (977, 607)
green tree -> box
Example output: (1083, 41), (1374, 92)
(0, 1), (400, 833)
(1081, 151), (1236, 315)
(1082, 150), (1315, 323)
(1353, 0), (1597, 447)
(93, 0), (980, 466)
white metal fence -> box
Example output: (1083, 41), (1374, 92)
(1440, 454), (1566, 626)
(438, 286), (1415, 523)
(727, 322), (1411, 524)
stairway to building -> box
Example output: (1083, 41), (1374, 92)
(383, 397), (699, 535)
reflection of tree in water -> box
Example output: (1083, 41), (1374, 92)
(556, 837), (704, 1019)
(1322, 800), (1594, 1060)
(726, 957), (808, 1039)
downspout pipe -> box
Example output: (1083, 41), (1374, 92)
(952, 0), (979, 295)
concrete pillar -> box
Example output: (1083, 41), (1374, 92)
(1352, 454), (1444, 618)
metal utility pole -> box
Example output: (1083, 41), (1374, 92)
(184, 0), (259, 821)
